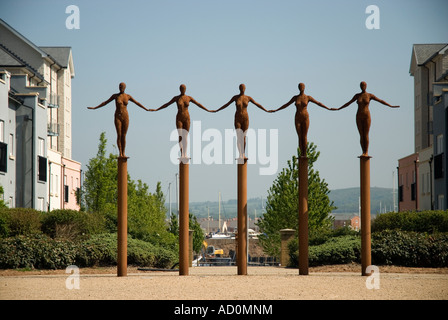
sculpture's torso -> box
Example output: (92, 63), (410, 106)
(234, 95), (250, 131)
(176, 95), (191, 119)
(295, 94), (309, 122)
(115, 93), (130, 121)
(356, 92), (371, 120)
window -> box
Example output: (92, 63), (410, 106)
(0, 120), (4, 142)
(437, 134), (444, 154)
(38, 138), (45, 157)
(0, 142), (6, 172)
(8, 134), (13, 157)
(434, 153), (444, 179)
(37, 197), (45, 211)
(438, 195), (445, 210)
(64, 185), (69, 203)
(38, 156), (47, 182)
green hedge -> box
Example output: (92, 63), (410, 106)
(371, 230), (448, 267)
(371, 210), (448, 233)
(41, 209), (106, 240)
(0, 208), (106, 239)
(0, 208), (42, 237)
(288, 235), (361, 267)
(0, 233), (177, 270)
(288, 230), (448, 268)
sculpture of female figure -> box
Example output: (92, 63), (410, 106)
(271, 83), (331, 156)
(333, 81), (400, 156)
(149, 84), (212, 159)
(212, 84), (270, 161)
(88, 82), (149, 158)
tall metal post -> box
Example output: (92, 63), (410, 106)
(237, 158), (248, 275)
(179, 159), (190, 276)
(360, 155), (372, 276)
(298, 156), (309, 275)
(117, 156), (128, 277)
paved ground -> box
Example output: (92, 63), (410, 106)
(1, 265), (447, 300)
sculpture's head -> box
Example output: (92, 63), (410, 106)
(119, 82), (126, 93)
(360, 81), (367, 92)
(298, 83), (305, 92)
(180, 84), (186, 94)
(239, 83), (246, 94)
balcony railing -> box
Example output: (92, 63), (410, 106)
(47, 122), (60, 136)
(48, 93), (60, 108)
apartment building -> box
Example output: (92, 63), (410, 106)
(0, 19), (81, 211)
(398, 43), (448, 211)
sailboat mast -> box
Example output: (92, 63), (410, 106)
(218, 192), (221, 232)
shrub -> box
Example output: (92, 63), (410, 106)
(41, 209), (105, 240)
(372, 210), (448, 233)
(288, 235), (361, 267)
(0, 233), (178, 270)
(0, 208), (42, 237)
(371, 230), (448, 267)
(0, 234), (78, 269)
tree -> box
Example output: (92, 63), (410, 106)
(82, 132), (174, 247)
(83, 132), (117, 215)
(257, 142), (336, 257)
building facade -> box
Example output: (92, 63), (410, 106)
(0, 19), (81, 211)
(432, 82), (448, 209)
(398, 43), (448, 211)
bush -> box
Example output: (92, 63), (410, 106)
(0, 234), (78, 269)
(0, 208), (42, 237)
(288, 235), (361, 267)
(371, 230), (448, 267)
(372, 210), (448, 233)
(0, 233), (178, 270)
(41, 209), (106, 240)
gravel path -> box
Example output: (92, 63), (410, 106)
(1, 265), (447, 300)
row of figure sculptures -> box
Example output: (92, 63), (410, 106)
(88, 81), (400, 159)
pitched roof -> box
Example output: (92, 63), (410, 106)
(40, 47), (71, 67)
(40, 46), (75, 77)
(413, 43), (447, 65)
(410, 43), (448, 75)
(0, 45), (23, 67)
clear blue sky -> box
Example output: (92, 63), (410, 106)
(1, 0), (447, 203)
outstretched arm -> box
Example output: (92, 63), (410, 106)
(272, 96), (295, 113)
(334, 94), (358, 111)
(129, 95), (149, 111)
(249, 96), (270, 112)
(213, 96), (236, 112)
(149, 96), (177, 111)
(370, 94), (400, 108)
(190, 96), (213, 112)
(87, 94), (116, 110)
(308, 96), (331, 110)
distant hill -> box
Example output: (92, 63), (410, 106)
(165, 187), (396, 219)
(329, 187), (395, 214)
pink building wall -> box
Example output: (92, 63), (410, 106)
(398, 153), (418, 211)
(61, 157), (81, 210)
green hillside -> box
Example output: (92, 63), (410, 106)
(165, 187), (396, 219)
(329, 187), (395, 214)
